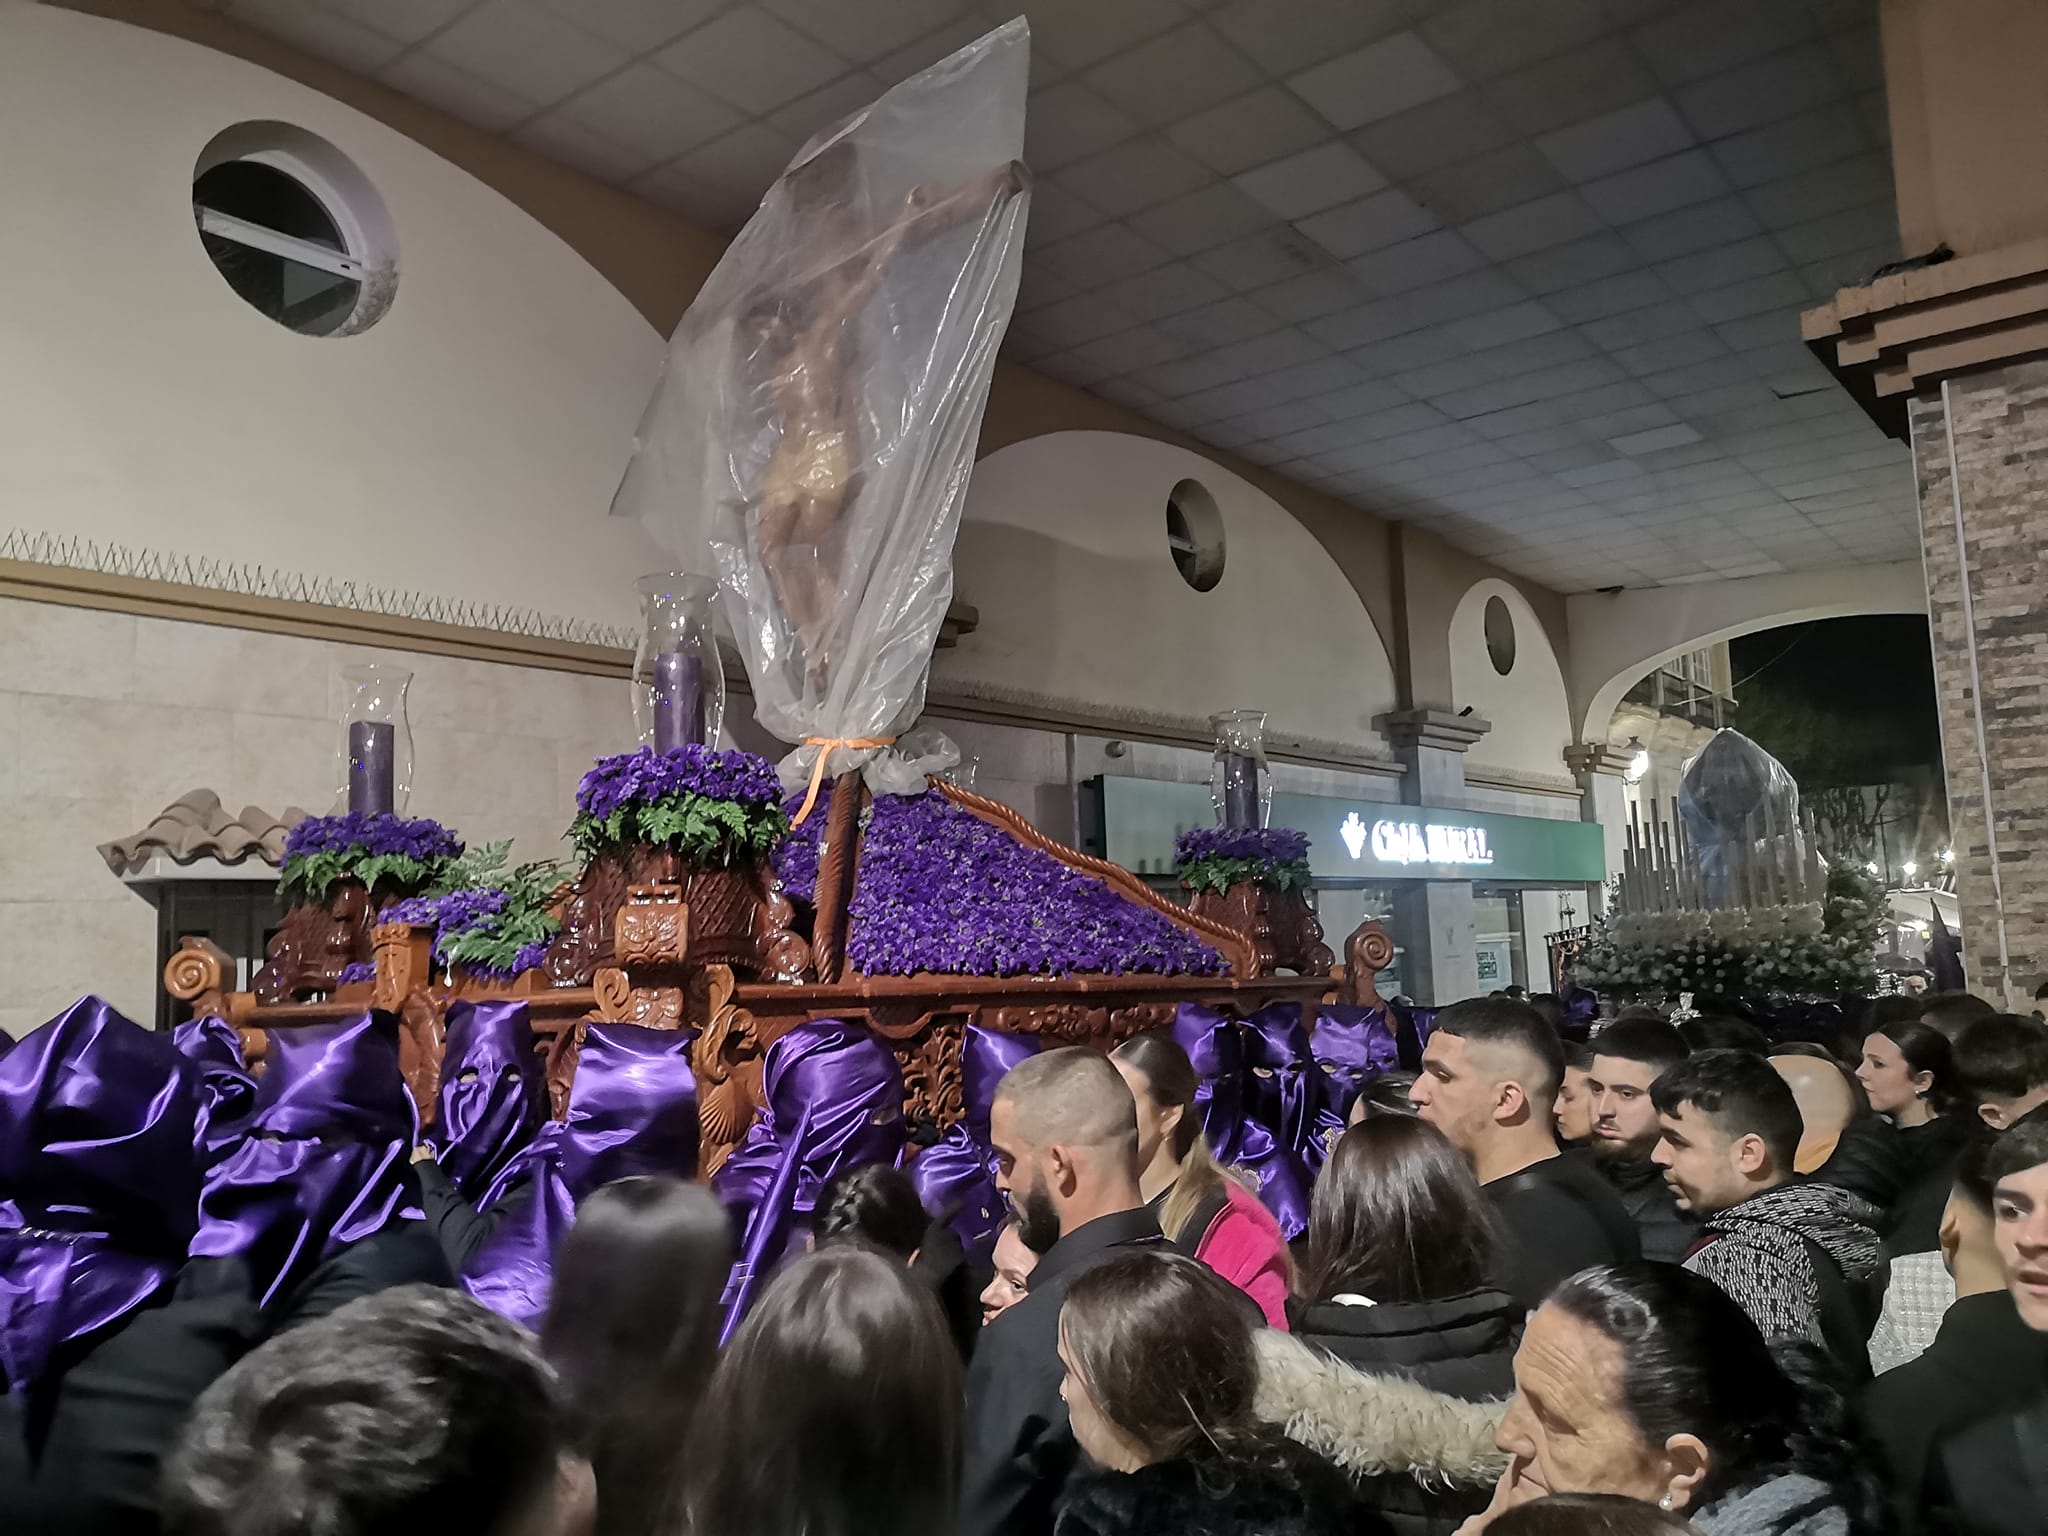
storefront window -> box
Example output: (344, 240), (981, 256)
(1473, 887), (1525, 992)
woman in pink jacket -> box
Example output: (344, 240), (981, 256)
(1112, 1032), (1293, 1329)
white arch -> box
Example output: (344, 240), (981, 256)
(1567, 562), (1928, 740)
(1449, 578), (1573, 776)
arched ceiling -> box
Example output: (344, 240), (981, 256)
(207, 0), (1914, 595)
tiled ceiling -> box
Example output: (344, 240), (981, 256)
(211, 0), (1915, 593)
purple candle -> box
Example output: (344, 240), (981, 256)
(349, 720), (395, 816)
(1221, 752), (1259, 829)
(652, 651), (705, 751)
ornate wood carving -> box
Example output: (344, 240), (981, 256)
(251, 877), (387, 1003)
(548, 850), (811, 988)
(1338, 921), (1396, 1010)
(373, 923), (434, 1015)
(1189, 879), (1334, 978)
(166, 936), (236, 1023)
(896, 1014), (966, 1130)
(690, 965), (765, 1176)
(397, 987), (447, 1124)
(543, 1021), (586, 1121)
(936, 781), (1260, 976)
(809, 773), (865, 984)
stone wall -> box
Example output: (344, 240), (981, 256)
(1909, 362), (2048, 1002)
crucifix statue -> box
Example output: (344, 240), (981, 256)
(745, 149), (1028, 679)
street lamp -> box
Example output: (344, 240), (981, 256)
(1866, 861), (1881, 877)
(1941, 847), (1954, 865)
(1623, 736), (1649, 786)
(1902, 860), (1918, 881)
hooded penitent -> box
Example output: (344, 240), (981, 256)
(908, 1023), (1039, 1261)
(463, 1022), (699, 1329)
(187, 1012), (420, 1307)
(171, 1014), (258, 1166)
(1173, 1003), (1310, 1240)
(1308, 1005), (1401, 1132)
(425, 1000), (548, 1208)
(712, 1017), (905, 1339)
(1245, 1002), (1347, 1181)
(0, 998), (199, 1394)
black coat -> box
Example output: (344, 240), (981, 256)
(1811, 1117), (1908, 1211)
(1878, 1116), (1985, 1254)
(0, 1227), (452, 1535)
(1055, 1440), (1376, 1536)
(960, 1207), (1172, 1536)
(1485, 1150), (1640, 1309)
(1290, 1288), (1519, 1403)
(1597, 1155), (1698, 1264)
(1865, 1291), (2048, 1534)
(1923, 1386), (2048, 1536)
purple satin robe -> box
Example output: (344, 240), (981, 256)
(908, 1025), (1041, 1261)
(712, 1018), (905, 1339)
(188, 1012), (420, 1308)
(1243, 1001), (1346, 1180)
(426, 1000), (548, 1207)
(463, 1023), (699, 1329)
(1310, 1004), (1401, 1125)
(0, 997), (199, 1392)
(172, 1015), (258, 1166)
(1171, 1003), (1310, 1240)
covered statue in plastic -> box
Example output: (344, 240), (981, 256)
(1676, 729), (1802, 906)
(611, 19), (1030, 814)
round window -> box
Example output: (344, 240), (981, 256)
(192, 123), (396, 337)
(1165, 478), (1225, 592)
(1483, 595), (1516, 676)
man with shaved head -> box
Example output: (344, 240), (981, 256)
(1411, 997), (1638, 1308)
(960, 1047), (1167, 1536)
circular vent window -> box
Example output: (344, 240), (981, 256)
(192, 123), (396, 337)
(1166, 478), (1225, 592)
(1483, 595), (1516, 676)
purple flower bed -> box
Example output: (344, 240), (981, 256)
(284, 812), (462, 865)
(846, 791), (1225, 977)
(336, 962), (375, 986)
(1175, 827), (1311, 866)
(574, 744), (782, 820)
(378, 884), (553, 979)
(380, 887), (511, 931)
(775, 794), (821, 905)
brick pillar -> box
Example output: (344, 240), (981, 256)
(1907, 363), (2048, 1006)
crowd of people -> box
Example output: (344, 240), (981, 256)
(3, 983), (2048, 1536)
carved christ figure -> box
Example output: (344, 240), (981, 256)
(748, 154), (1027, 674)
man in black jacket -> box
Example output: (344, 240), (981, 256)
(1585, 1018), (1696, 1262)
(960, 1047), (1168, 1536)
(1412, 997), (1638, 1309)
(1867, 1138), (2048, 1532)
(1924, 1108), (2048, 1536)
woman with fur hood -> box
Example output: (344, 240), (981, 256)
(1054, 1251), (1364, 1536)
(1054, 1250), (1510, 1536)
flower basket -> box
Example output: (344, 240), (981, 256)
(1174, 827), (1330, 977)
(546, 746), (802, 986)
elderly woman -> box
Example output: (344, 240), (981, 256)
(1471, 1265), (1882, 1536)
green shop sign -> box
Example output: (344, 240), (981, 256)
(1086, 777), (1607, 886)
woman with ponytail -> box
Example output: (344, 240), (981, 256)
(1111, 1032), (1293, 1329)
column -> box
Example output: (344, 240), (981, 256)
(1565, 742), (1633, 920)
(1374, 708), (1489, 1005)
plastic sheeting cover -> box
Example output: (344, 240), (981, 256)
(1677, 729), (1802, 904)
(611, 19), (1031, 801)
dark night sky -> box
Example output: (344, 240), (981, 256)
(1729, 615), (1944, 774)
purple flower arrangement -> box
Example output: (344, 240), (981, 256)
(279, 812), (464, 903)
(336, 961), (375, 987)
(1174, 825), (1314, 897)
(378, 876), (557, 981)
(569, 745), (789, 869)
(845, 791), (1225, 978)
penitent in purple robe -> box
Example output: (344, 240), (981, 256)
(908, 1024), (1041, 1263)
(1171, 1003), (1311, 1240)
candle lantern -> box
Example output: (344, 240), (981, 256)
(633, 572), (725, 752)
(1209, 709), (1271, 830)
(335, 663), (414, 816)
